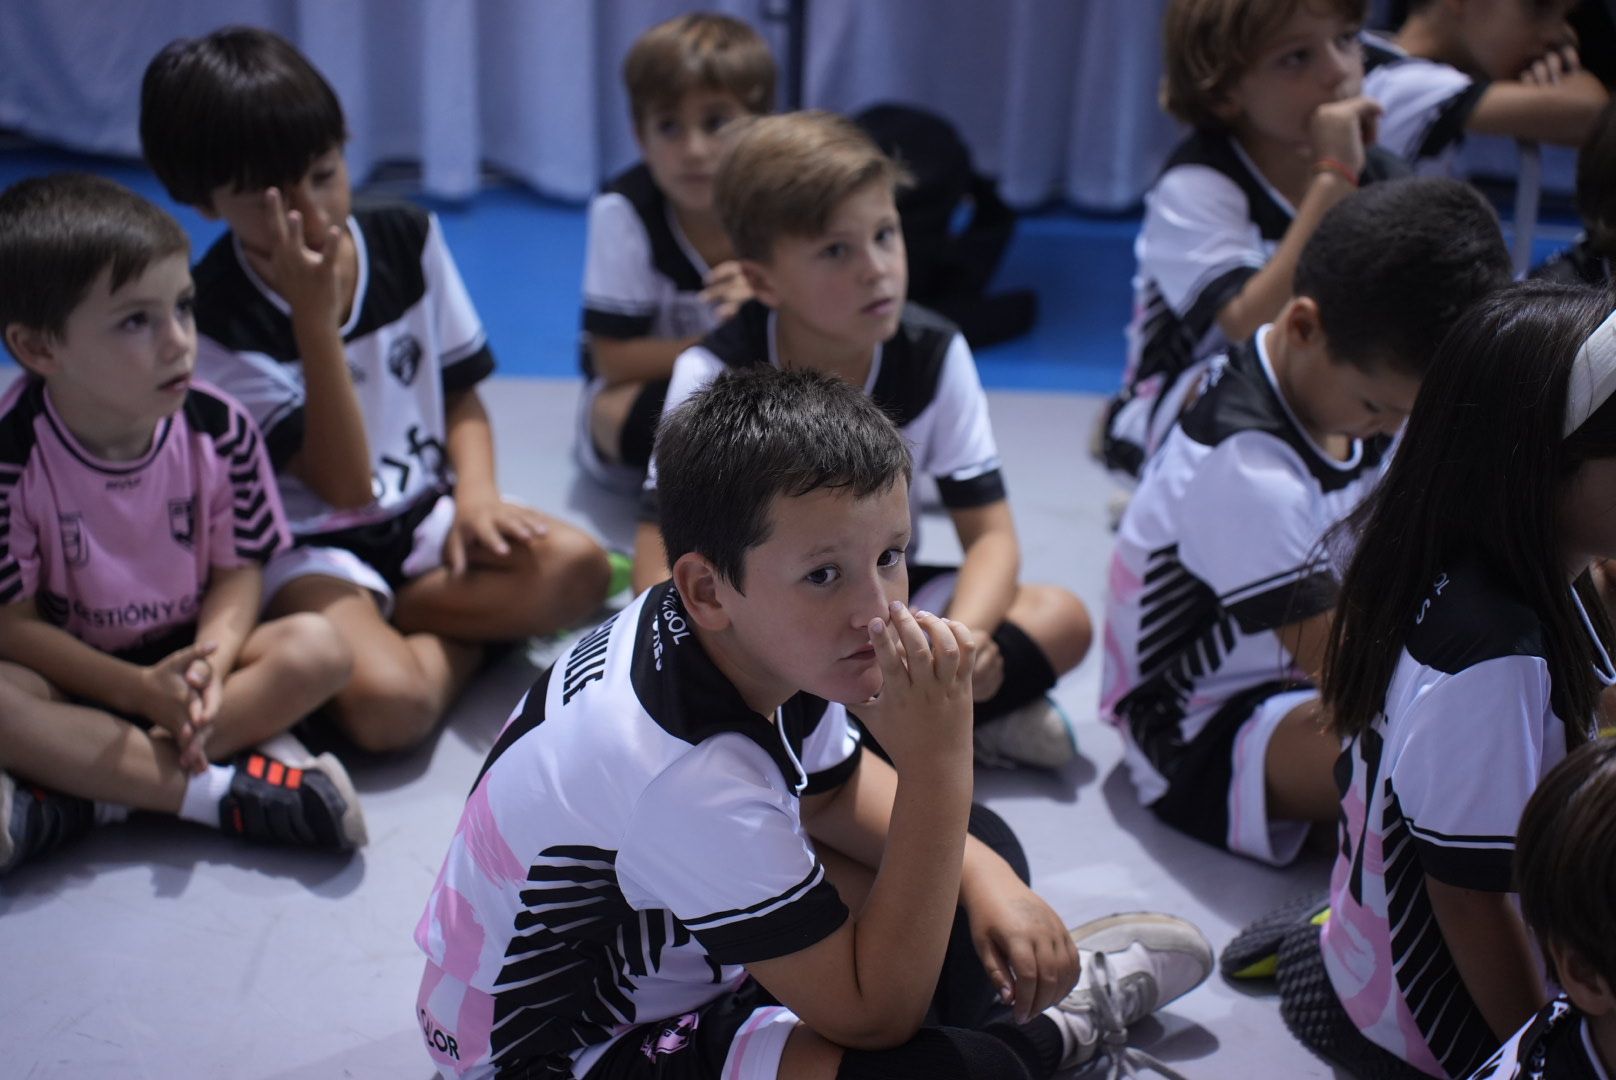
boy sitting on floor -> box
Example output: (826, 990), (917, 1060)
(416, 366), (1212, 1080)
(139, 27), (614, 753)
(577, 11), (774, 488)
(631, 111), (1093, 770)
(0, 174), (365, 874)
(1102, 176), (1510, 865)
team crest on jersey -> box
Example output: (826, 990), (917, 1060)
(388, 336), (423, 386)
(58, 514), (88, 566)
(169, 497), (197, 550)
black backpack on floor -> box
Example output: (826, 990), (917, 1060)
(856, 103), (1038, 348)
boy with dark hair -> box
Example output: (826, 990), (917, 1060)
(1102, 0), (1407, 481)
(1533, 98), (1616, 288)
(578, 12), (776, 487)
(416, 365), (1212, 1080)
(631, 111), (1093, 770)
(141, 27), (613, 754)
(1103, 176), (1511, 865)
(0, 173), (365, 874)
(1364, 0), (1608, 175)
(1467, 737), (1616, 1078)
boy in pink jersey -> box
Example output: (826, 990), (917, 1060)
(0, 174), (367, 875)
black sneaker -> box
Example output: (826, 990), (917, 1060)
(0, 771), (97, 875)
(218, 751), (367, 852)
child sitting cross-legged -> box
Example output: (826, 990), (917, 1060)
(577, 11), (775, 488)
(0, 174), (365, 875)
(1103, 176), (1511, 866)
(140, 27), (613, 754)
(416, 366), (1213, 1080)
(631, 111), (1094, 770)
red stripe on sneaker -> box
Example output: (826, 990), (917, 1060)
(232, 806), (244, 832)
(267, 761), (285, 786)
(285, 768), (303, 790)
(247, 755), (266, 780)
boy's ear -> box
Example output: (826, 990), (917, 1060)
(1280, 295), (1325, 348)
(1551, 939), (1616, 1017)
(672, 552), (732, 631)
(3, 324), (58, 377)
(740, 259), (779, 310)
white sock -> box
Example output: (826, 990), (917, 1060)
(177, 764), (235, 829)
(1047, 1003), (1096, 1061)
(93, 802), (130, 825)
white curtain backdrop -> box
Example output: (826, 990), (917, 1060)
(0, 0), (1567, 211)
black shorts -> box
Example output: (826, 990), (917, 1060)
(583, 980), (791, 1080)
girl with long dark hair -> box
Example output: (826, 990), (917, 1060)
(1284, 282), (1616, 1078)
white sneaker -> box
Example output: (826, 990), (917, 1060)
(973, 697), (1077, 769)
(1050, 913), (1213, 1077)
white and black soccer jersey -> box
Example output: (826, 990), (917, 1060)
(1106, 131), (1407, 479)
(1470, 998), (1610, 1080)
(415, 583), (859, 1076)
(193, 201), (495, 539)
(641, 300), (1005, 523)
(1321, 559), (1586, 1078)
(1101, 331), (1389, 818)
(1363, 31), (1490, 176)
(580, 163), (718, 375)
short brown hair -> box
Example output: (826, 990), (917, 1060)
(623, 13), (776, 130)
(1160, 0), (1366, 130)
(0, 174), (189, 345)
(1516, 738), (1616, 988)
(714, 111), (911, 262)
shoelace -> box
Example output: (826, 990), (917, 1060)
(1078, 951), (1192, 1080)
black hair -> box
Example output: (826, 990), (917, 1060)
(1324, 282), (1616, 741)
(656, 367), (912, 592)
(1516, 737), (1616, 988)
(1294, 176), (1511, 377)
(140, 26), (347, 207)
(0, 173), (189, 345)
(1577, 100), (1616, 257)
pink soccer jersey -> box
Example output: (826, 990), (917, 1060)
(0, 377), (288, 656)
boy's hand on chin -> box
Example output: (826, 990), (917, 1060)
(1309, 96), (1383, 173)
(858, 601), (975, 772)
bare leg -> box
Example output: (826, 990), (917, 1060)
(0, 664), (186, 813)
(202, 613), (353, 760)
(1263, 696), (1341, 824)
(1003, 583), (1093, 678)
(392, 513), (611, 641)
(268, 577), (480, 754)
(589, 380), (647, 467)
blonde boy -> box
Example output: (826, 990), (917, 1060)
(632, 112), (1094, 770)
(1102, 0), (1407, 478)
(578, 12), (776, 486)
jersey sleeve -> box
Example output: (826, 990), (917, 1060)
(800, 703), (861, 795)
(1390, 656), (1555, 891)
(203, 392), (291, 568)
(917, 333), (1006, 509)
(638, 346), (727, 522)
(1137, 165), (1265, 332)
(1365, 61), (1487, 165)
(1172, 433), (1337, 633)
(582, 193), (661, 340)
(422, 212), (495, 395)
(194, 335), (307, 472)
(0, 464), (41, 606)
(618, 738), (849, 965)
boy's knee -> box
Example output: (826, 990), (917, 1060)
(1015, 585), (1093, 676)
(333, 658), (442, 754)
(264, 612), (354, 695)
(527, 526), (612, 625)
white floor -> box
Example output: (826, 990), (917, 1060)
(0, 378), (1345, 1079)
